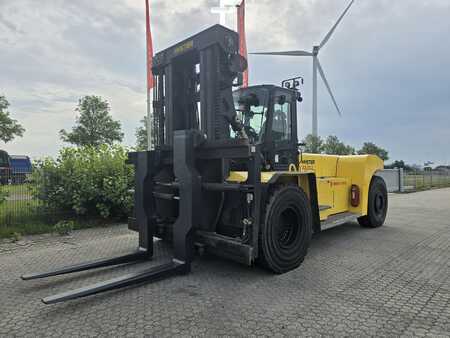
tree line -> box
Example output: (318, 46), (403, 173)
(1, 94), (389, 161)
(0, 94), (145, 149)
(301, 134), (389, 161)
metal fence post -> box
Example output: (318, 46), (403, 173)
(399, 168), (404, 192)
(414, 169), (417, 191)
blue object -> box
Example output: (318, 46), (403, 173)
(9, 155), (32, 174)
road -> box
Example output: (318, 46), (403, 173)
(1, 189), (449, 337)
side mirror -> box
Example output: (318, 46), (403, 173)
(296, 92), (303, 102)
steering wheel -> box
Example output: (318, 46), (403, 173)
(244, 125), (258, 142)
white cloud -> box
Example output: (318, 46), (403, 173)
(1, 0), (449, 165)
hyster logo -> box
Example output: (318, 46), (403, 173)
(301, 159), (315, 171)
(174, 40), (194, 55)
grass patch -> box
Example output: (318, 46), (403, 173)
(1, 183), (31, 195)
(0, 199), (47, 227)
(0, 218), (123, 239)
(404, 174), (450, 191)
(1, 198), (40, 212)
(413, 183), (450, 192)
(0, 222), (56, 239)
(0, 188), (125, 239)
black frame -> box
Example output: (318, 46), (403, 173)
(239, 85), (300, 171)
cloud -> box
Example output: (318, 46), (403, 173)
(0, 0), (449, 165)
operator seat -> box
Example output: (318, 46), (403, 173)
(272, 110), (287, 141)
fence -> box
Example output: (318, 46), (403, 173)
(0, 168), (70, 227)
(378, 168), (450, 193)
(376, 169), (403, 193)
(403, 169), (450, 192)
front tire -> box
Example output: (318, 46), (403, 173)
(259, 185), (312, 274)
(358, 176), (388, 228)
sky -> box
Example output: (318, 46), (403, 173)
(1, 0), (449, 166)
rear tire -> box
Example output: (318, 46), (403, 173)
(358, 176), (388, 228)
(259, 185), (312, 274)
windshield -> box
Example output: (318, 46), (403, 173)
(232, 87), (269, 143)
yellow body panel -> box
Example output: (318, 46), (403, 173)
(300, 154), (338, 177)
(226, 153), (383, 222)
(301, 153), (383, 218)
(315, 177), (350, 220)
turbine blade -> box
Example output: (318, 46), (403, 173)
(319, 0), (355, 49)
(316, 59), (342, 116)
(250, 50), (313, 56)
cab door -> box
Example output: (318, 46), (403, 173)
(265, 89), (298, 171)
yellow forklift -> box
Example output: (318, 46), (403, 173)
(22, 25), (387, 304)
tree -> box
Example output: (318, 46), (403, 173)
(322, 135), (355, 155)
(302, 134), (324, 154)
(60, 96), (123, 147)
(385, 160), (413, 171)
(358, 142), (389, 161)
(0, 95), (25, 143)
(135, 116), (157, 151)
(135, 117), (148, 151)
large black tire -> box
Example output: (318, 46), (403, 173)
(259, 185), (312, 274)
(358, 176), (388, 228)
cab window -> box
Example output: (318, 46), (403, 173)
(232, 88), (269, 143)
(272, 92), (292, 142)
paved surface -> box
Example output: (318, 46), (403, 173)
(1, 189), (449, 337)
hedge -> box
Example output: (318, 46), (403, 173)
(31, 145), (134, 219)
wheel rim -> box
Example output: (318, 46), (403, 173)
(374, 192), (385, 216)
(277, 206), (301, 248)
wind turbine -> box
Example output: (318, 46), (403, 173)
(251, 0), (355, 137)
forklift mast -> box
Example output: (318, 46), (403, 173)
(151, 24), (246, 147)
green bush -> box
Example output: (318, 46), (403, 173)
(31, 145), (134, 219)
(11, 231), (22, 242)
(53, 220), (75, 236)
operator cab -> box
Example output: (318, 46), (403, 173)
(232, 77), (303, 170)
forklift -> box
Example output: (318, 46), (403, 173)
(22, 25), (388, 304)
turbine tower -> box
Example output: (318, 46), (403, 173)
(251, 0), (355, 137)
